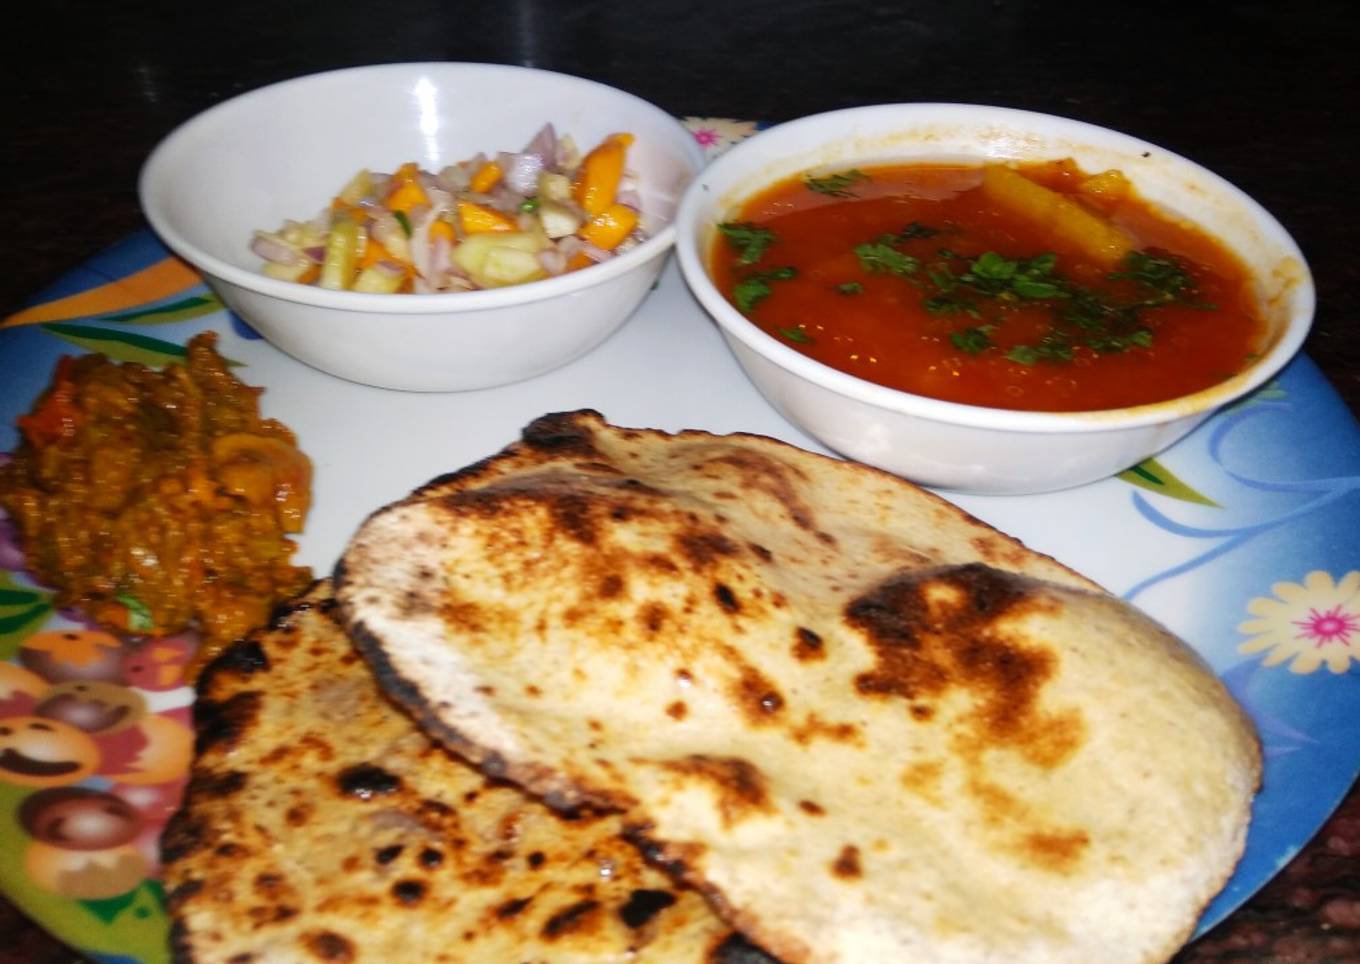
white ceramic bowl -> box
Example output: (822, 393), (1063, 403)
(139, 62), (704, 391)
(675, 103), (1314, 494)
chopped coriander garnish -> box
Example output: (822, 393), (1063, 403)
(950, 325), (995, 354)
(518, 196), (541, 213)
(719, 222), (778, 265)
(1007, 335), (1075, 365)
(805, 169), (869, 197)
(779, 326), (814, 344)
(924, 293), (981, 318)
(1109, 251), (1197, 302)
(898, 221), (941, 240)
(393, 209), (413, 238)
(733, 266), (797, 313)
(854, 241), (919, 278)
(835, 282), (864, 295)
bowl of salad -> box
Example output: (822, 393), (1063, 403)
(139, 63), (704, 391)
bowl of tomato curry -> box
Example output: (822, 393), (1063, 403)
(674, 103), (1313, 494)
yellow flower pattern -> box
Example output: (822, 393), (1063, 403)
(1238, 570), (1360, 674)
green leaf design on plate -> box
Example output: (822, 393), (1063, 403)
(0, 573), (52, 660)
(1118, 457), (1221, 506)
(76, 880), (171, 963)
(100, 293), (224, 326)
(40, 323), (189, 366)
(80, 879), (165, 923)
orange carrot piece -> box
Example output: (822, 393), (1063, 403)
(457, 200), (517, 234)
(578, 203), (639, 250)
(573, 133), (634, 217)
(470, 161), (503, 193)
(428, 219), (456, 243)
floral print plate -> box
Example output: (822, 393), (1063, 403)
(0, 119), (1357, 962)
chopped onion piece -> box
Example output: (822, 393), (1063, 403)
(251, 232), (309, 266)
(499, 151), (546, 195)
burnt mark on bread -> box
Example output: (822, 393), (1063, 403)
(520, 410), (605, 456)
(619, 888), (677, 928)
(1022, 828), (1092, 873)
(730, 664), (784, 722)
(710, 931), (782, 963)
(831, 844), (862, 879)
(714, 582), (740, 613)
(660, 755), (774, 826)
(798, 800), (826, 816)
(849, 564), (1092, 872)
(303, 930), (355, 962)
(374, 844), (404, 865)
(336, 764), (402, 799)
(496, 895), (533, 918)
(792, 626), (825, 661)
(391, 879), (427, 906)
(193, 691), (262, 754)
(678, 531), (742, 567)
(158, 810), (206, 864)
(639, 601), (670, 634)
(195, 638), (270, 695)
(847, 563), (1085, 767)
(541, 898), (603, 939)
(187, 768), (247, 798)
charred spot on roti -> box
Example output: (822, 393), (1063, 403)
(619, 887), (678, 928)
(638, 601), (669, 634)
(166, 878), (204, 908)
(747, 541), (773, 561)
(418, 847), (443, 868)
(198, 638), (270, 691)
(645, 553), (681, 575)
(900, 760), (945, 802)
(391, 879), (427, 905)
(847, 563), (1085, 767)
(304, 930), (355, 962)
(541, 898), (603, 939)
(189, 769), (248, 798)
(714, 583), (740, 613)
(792, 626), (825, 661)
(437, 597), (490, 635)
(521, 410), (604, 456)
(678, 531), (742, 567)
(666, 701), (688, 720)
(159, 812), (208, 863)
(660, 755), (774, 826)
(967, 774), (1091, 872)
(789, 713), (861, 746)
(336, 764), (402, 799)
(729, 665), (784, 722)
(194, 691), (262, 754)
(496, 895), (533, 918)
(798, 800), (826, 816)
(1022, 829), (1092, 874)
(374, 844), (403, 865)
(527, 850), (546, 868)
(831, 845), (862, 879)
(710, 931), (781, 963)
(597, 573), (625, 598)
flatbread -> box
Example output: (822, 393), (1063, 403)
(335, 410), (1261, 964)
(162, 579), (772, 963)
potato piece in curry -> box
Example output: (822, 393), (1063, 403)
(0, 333), (312, 671)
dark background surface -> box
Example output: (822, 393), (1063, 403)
(3, 1), (1359, 960)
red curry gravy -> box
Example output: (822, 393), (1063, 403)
(710, 161), (1266, 412)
